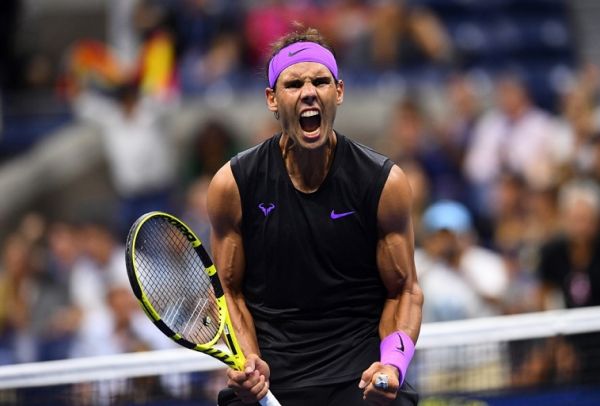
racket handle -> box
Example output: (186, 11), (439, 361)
(259, 390), (281, 406)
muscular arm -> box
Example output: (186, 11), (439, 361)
(360, 164), (423, 403)
(377, 165), (423, 343)
(207, 163), (271, 402)
(206, 162), (260, 357)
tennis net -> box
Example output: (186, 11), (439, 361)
(0, 307), (599, 405)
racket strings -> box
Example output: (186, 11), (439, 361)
(134, 217), (221, 345)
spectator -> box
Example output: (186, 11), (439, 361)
(436, 74), (483, 205)
(107, 0), (139, 69)
(528, 178), (600, 387)
(181, 175), (212, 252)
(491, 174), (554, 314)
(70, 285), (171, 358)
(367, 0), (453, 71)
(490, 172), (528, 254)
(69, 284), (175, 404)
(0, 227), (67, 364)
(464, 73), (562, 218)
(68, 215), (130, 317)
(317, 0), (371, 69)
(170, 0), (243, 93)
(402, 160), (431, 245)
(38, 220), (84, 361)
(384, 97), (465, 202)
(72, 79), (178, 238)
(537, 178), (600, 310)
(185, 119), (241, 180)
(243, 1), (319, 68)
(0, 233), (36, 364)
(555, 72), (600, 180)
(381, 97), (429, 166)
(416, 200), (509, 322)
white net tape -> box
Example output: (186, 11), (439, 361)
(0, 306), (598, 391)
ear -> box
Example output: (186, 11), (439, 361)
(336, 80), (344, 105)
(265, 87), (278, 113)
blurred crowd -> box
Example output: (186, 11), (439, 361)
(0, 0), (599, 396)
(1, 0), (456, 99)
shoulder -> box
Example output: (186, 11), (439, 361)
(342, 134), (390, 168)
(377, 165), (412, 233)
(462, 246), (505, 267)
(539, 235), (568, 261)
(233, 136), (276, 166)
(461, 246), (509, 297)
(537, 236), (569, 280)
(207, 162), (242, 232)
(230, 136), (277, 184)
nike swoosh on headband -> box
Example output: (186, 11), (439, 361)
(288, 47), (308, 57)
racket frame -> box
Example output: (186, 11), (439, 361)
(125, 211), (246, 370)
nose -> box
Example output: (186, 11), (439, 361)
(300, 82), (317, 104)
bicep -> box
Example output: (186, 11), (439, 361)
(207, 163), (245, 295)
(376, 165), (423, 340)
(376, 165), (417, 297)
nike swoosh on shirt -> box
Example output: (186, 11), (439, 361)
(330, 210), (355, 220)
(288, 47), (309, 57)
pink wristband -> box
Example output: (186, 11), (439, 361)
(380, 331), (415, 385)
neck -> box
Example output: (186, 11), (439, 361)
(280, 131), (337, 193)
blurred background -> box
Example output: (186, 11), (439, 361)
(1, 0), (600, 405)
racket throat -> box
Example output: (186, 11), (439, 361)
(224, 324), (241, 356)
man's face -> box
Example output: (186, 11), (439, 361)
(266, 62), (344, 149)
(563, 199), (599, 243)
(425, 229), (462, 262)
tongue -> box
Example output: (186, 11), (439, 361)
(299, 114), (321, 133)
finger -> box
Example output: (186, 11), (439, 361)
(247, 374), (266, 397)
(244, 357), (256, 375)
(359, 362), (382, 389)
(364, 384), (397, 406)
(238, 375), (265, 404)
(241, 370), (262, 390)
(255, 380), (270, 401)
(373, 373), (389, 392)
(228, 370), (249, 385)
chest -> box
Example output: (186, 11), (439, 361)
(247, 175), (373, 251)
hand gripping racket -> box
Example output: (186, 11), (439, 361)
(125, 211), (280, 406)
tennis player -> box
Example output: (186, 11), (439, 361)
(207, 27), (423, 405)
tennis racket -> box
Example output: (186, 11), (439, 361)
(125, 211), (280, 406)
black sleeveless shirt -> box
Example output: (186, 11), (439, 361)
(230, 133), (393, 389)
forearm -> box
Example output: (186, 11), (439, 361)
(374, 280), (423, 387)
(226, 292), (261, 356)
(379, 280), (423, 344)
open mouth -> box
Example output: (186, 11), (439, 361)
(299, 110), (321, 133)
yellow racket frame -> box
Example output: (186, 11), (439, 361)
(126, 211), (246, 370)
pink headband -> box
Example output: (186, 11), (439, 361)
(268, 41), (338, 88)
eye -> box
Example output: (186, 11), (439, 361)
(285, 80), (303, 89)
(313, 77), (331, 87)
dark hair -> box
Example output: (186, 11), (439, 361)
(265, 25), (337, 88)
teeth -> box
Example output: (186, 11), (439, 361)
(300, 110), (319, 118)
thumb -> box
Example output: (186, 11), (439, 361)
(244, 355), (257, 375)
(359, 362), (381, 389)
